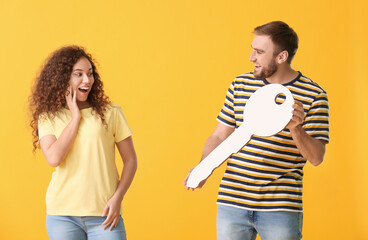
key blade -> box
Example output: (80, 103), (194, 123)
(186, 126), (253, 188)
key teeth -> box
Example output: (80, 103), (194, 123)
(186, 168), (204, 188)
(186, 180), (198, 189)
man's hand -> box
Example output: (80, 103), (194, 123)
(288, 100), (304, 130)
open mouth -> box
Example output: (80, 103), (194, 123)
(78, 87), (89, 93)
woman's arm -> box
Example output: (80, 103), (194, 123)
(101, 136), (137, 230)
(40, 88), (81, 167)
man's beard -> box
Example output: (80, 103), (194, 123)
(254, 59), (278, 79)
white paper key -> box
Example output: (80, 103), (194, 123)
(186, 84), (294, 188)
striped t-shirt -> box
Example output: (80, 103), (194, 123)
(216, 72), (329, 212)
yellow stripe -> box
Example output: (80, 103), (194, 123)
(230, 154), (305, 169)
(219, 114), (236, 124)
(292, 95), (312, 104)
(233, 85), (259, 91)
(293, 80), (322, 93)
(221, 107), (234, 116)
(308, 109), (328, 114)
(223, 174), (303, 186)
(232, 92), (252, 98)
(239, 147), (297, 161)
(222, 181), (303, 193)
(226, 166), (280, 179)
(247, 140), (299, 154)
(261, 135), (294, 145)
(305, 125), (328, 129)
(228, 158), (304, 176)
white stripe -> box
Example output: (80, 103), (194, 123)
(239, 145), (302, 161)
(223, 172), (303, 185)
(227, 165), (281, 178)
(223, 172), (270, 184)
(305, 115), (329, 120)
(218, 195), (302, 206)
(229, 158), (304, 172)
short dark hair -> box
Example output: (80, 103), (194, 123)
(254, 21), (299, 63)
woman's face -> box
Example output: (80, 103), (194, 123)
(69, 57), (95, 102)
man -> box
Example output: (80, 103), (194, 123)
(184, 21), (329, 240)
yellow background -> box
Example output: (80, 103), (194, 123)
(0, 0), (367, 239)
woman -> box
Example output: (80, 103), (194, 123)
(29, 45), (137, 240)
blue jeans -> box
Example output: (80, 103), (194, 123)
(217, 205), (303, 240)
(46, 215), (127, 240)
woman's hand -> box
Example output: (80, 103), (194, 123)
(101, 195), (122, 231)
(65, 86), (81, 120)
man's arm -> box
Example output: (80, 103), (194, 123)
(289, 100), (327, 166)
(184, 122), (234, 190)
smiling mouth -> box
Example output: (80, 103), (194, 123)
(78, 87), (89, 93)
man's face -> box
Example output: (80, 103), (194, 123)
(249, 35), (278, 79)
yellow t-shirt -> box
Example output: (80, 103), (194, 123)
(38, 103), (132, 216)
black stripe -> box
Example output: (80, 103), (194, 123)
(230, 155), (304, 171)
(304, 127), (329, 131)
(252, 136), (296, 148)
(225, 95), (234, 104)
(234, 102), (247, 107)
(246, 143), (302, 157)
(222, 177), (303, 188)
(237, 150), (303, 165)
(220, 109), (234, 119)
(220, 184), (302, 196)
(309, 104), (329, 111)
(292, 81), (321, 95)
(224, 170), (275, 181)
(234, 87), (256, 93)
(304, 120), (329, 124)
(306, 112), (329, 117)
(228, 162), (287, 175)
(218, 192), (302, 203)
(223, 102), (234, 112)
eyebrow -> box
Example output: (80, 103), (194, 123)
(73, 68), (93, 72)
(250, 45), (265, 52)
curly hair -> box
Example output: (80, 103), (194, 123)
(29, 45), (110, 152)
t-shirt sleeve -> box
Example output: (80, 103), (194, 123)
(113, 106), (133, 142)
(303, 91), (330, 143)
(38, 114), (55, 140)
(216, 80), (236, 127)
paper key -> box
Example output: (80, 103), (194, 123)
(186, 84), (294, 188)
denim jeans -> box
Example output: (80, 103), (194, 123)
(217, 205), (303, 240)
(46, 215), (127, 240)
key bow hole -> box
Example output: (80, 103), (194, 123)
(275, 93), (286, 105)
